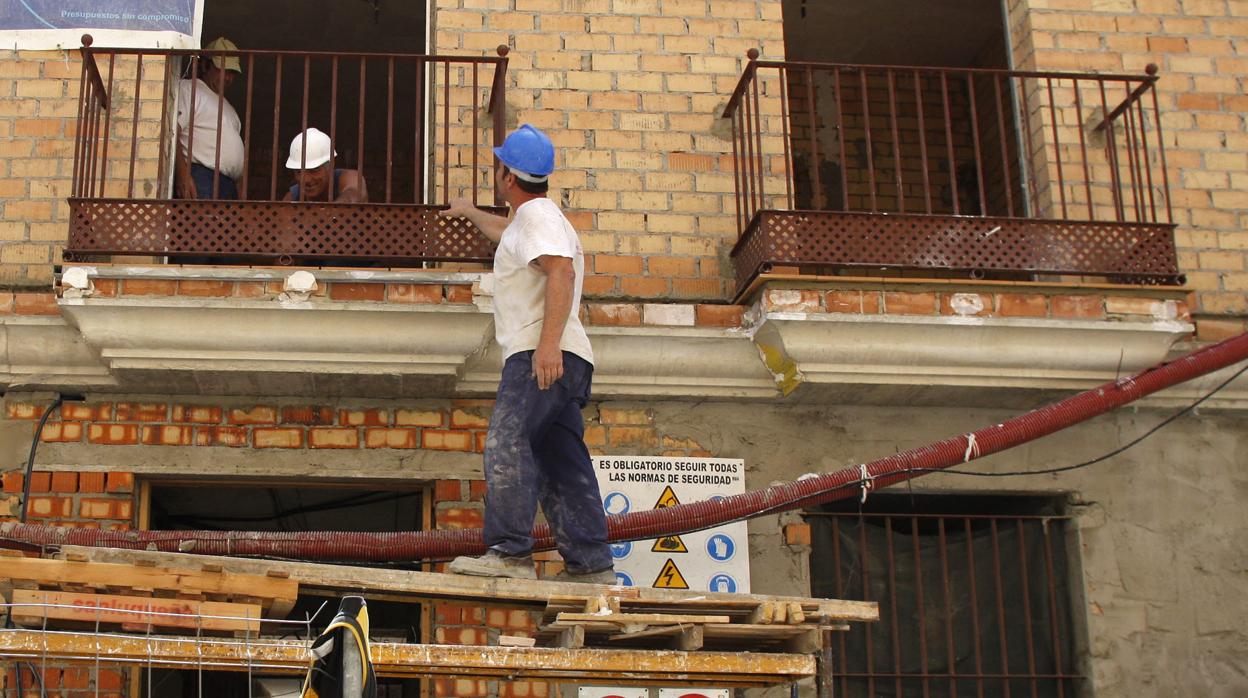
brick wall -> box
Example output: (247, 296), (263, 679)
(0, 51), (165, 289)
(1009, 0), (1248, 323)
(434, 0), (786, 301)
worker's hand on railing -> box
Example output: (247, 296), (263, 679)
(440, 197), (478, 219)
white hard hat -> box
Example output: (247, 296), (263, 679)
(286, 128), (336, 170)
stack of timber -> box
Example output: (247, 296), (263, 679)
(0, 549), (297, 634)
(0, 545), (879, 686)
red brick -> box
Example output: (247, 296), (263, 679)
(114, 402), (168, 422)
(765, 289), (822, 312)
(475, 432), (487, 452)
(435, 480), (463, 502)
(423, 430), (474, 451)
(309, 427), (360, 449)
(60, 403), (112, 421)
(446, 284), (474, 304)
(106, 472), (134, 493)
(2, 471), (24, 493)
(14, 292), (58, 315)
(120, 279), (177, 295)
(177, 280), (234, 297)
(171, 405), (223, 424)
(236, 281), (267, 298)
(825, 291), (863, 313)
(694, 304), (744, 327)
(27, 495), (72, 518)
(229, 406), (277, 425)
(396, 409), (444, 427)
(92, 279), (118, 297)
(584, 425), (606, 447)
(339, 409), (389, 426)
(253, 428), (304, 448)
(469, 480), (488, 502)
(78, 472), (106, 493)
(329, 282), (386, 301)
(587, 303), (642, 326)
(5, 402), (43, 419)
(607, 426), (659, 448)
(194, 426), (249, 447)
(88, 424), (139, 445)
(1051, 295), (1105, 319)
(388, 283), (444, 304)
(49, 471), (77, 492)
(582, 275), (615, 296)
(600, 407), (652, 425)
(620, 276), (670, 298)
(862, 291), (882, 313)
(281, 406), (335, 425)
(883, 291), (937, 315)
(364, 427), (420, 449)
(784, 523), (812, 546)
(27, 471), (51, 492)
(79, 497), (122, 519)
(141, 425), (193, 446)
(40, 422), (83, 443)
(451, 408), (490, 429)
(436, 505), (485, 529)
(997, 293), (1048, 317)
(1105, 296), (1162, 316)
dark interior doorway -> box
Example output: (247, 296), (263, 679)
(144, 481), (425, 697)
(194, 0), (430, 202)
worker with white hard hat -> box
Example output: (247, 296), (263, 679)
(282, 128), (368, 203)
(175, 36), (245, 200)
(441, 125), (615, 585)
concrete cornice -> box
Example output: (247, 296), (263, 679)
(1, 268), (1232, 407)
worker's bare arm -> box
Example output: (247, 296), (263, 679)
(441, 198), (509, 244)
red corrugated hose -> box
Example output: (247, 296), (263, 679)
(2, 332), (1246, 562)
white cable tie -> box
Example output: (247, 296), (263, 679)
(964, 433), (980, 462)
(858, 463), (874, 504)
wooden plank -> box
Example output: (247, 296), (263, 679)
(52, 545), (878, 623)
(9, 590), (261, 633)
(556, 613), (731, 625)
(4, 557), (297, 617)
(0, 629), (814, 686)
(498, 635), (536, 647)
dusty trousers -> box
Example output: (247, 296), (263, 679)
(482, 350), (613, 574)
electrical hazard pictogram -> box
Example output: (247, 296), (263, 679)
(653, 558), (690, 589)
(650, 486), (688, 553)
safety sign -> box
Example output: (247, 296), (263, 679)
(594, 456), (750, 593)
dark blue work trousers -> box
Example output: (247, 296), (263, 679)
(482, 350), (613, 574)
(190, 163), (238, 200)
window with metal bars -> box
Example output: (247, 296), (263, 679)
(809, 494), (1083, 697)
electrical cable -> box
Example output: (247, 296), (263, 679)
(18, 398), (63, 524)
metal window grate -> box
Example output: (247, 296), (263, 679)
(810, 496), (1082, 697)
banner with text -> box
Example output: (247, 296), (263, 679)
(0, 0), (202, 49)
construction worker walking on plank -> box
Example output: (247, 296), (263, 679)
(440, 125), (617, 584)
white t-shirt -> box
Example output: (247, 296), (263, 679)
(492, 198), (594, 366)
(176, 78), (245, 180)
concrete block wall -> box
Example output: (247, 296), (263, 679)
(1009, 0), (1248, 328)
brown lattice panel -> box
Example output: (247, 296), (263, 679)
(730, 210), (1183, 301)
(66, 199), (501, 265)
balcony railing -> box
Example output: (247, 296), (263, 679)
(67, 35), (507, 266)
(724, 52), (1182, 300)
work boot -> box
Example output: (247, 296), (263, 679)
(550, 566), (619, 585)
(447, 549), (537, 580)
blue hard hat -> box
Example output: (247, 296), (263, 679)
(494, 124), (555, 179)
